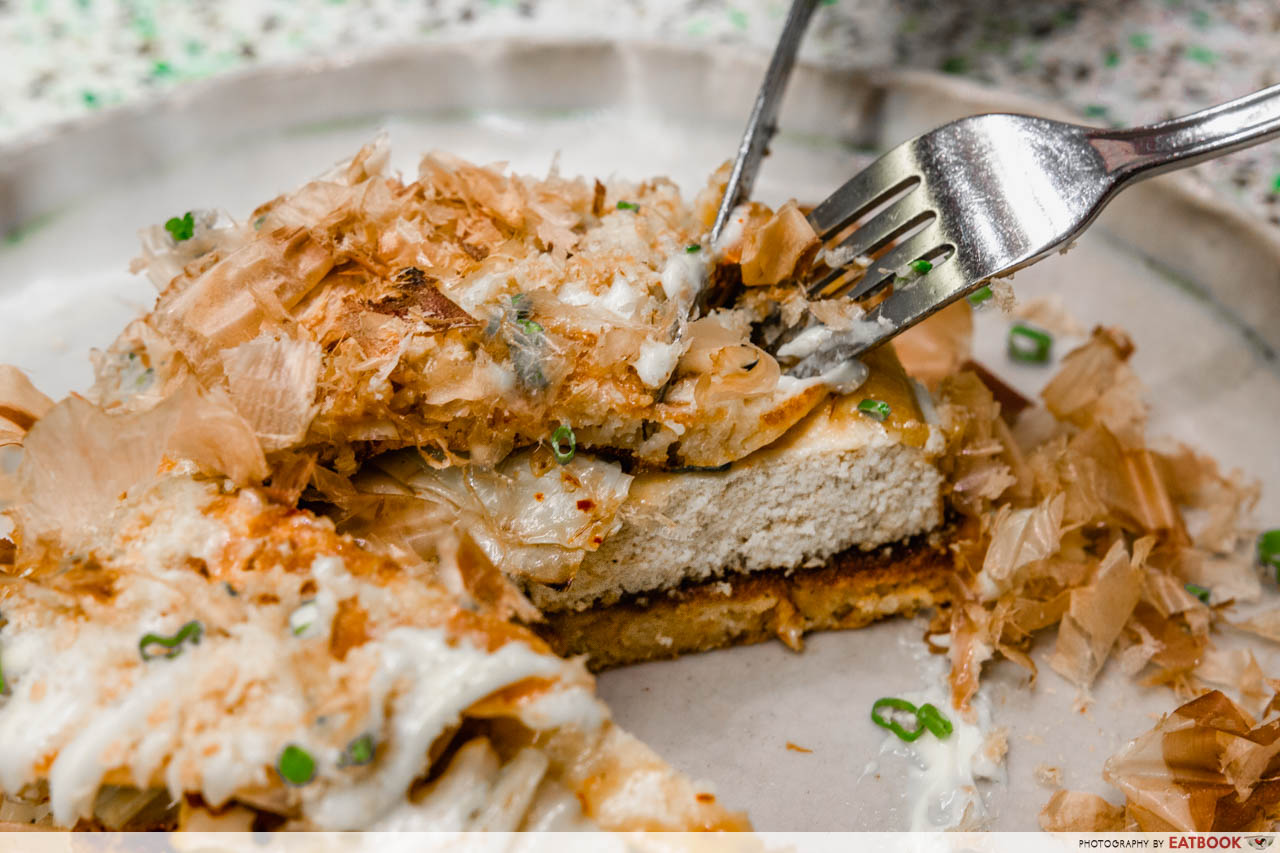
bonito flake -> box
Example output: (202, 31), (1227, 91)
(95, 139), (845, 477)
(919, 324), (1261, 715)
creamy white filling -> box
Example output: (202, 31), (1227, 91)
(659, 251), (705, 311)
(632, 338), (682, 388)
(818, 358), (870, 395)
(449, 269), (509, 315)
(711, 204), (750, 256)
(600, 274), (641, 320)
(775, 325), (837, 361)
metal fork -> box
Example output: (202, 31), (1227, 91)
(806, 85), (1280, 355)
(710, 0), (819, 246)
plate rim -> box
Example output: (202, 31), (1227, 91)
(2, 35), (1277, 358)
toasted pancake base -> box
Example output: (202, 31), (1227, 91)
(535, 533), (954, 671)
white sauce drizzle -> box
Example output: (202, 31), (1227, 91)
(0, 479), (605, 829)
(878, 684), (1005, 830)
(303, 626), (572, 829)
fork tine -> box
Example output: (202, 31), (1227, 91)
(839, 226), (948, 302)
(807, 146), (918, 240)
(854, 260), (974, 355)
(807, 192), (935, 297)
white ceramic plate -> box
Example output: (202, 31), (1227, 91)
(2, 39), (1278, 831)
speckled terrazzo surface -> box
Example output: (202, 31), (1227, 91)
(1, 0), (1278, 229)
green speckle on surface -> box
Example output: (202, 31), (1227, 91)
(132, 14), (156, 40)
(1185, 582), (1211, 604)
(3, 207), (62, 248)
(164, 211), (195, 242)
(1259, 530), (1280, 579)
(940, 55), (968, 74)
(727, 9), (748, 30)
(151, 60), (174, 78)
(1103, 48), (1120, 67)
(686, 18), (710, 36)
(1128, 32), (1151, 50)
(1083, 104), (1108, 118)
(277, 745), (316, 786)
(1272, 173), (1280, 194)
(342, 734), (376, 767)
(185, 39), (204, 56)
(820, 0), (838, 6)
(73, 0), (90, 10)
(857, 399), (891, 422)
(1190, 8), (1211, 29)
(1185, 45), (1215, 64)
(81, 90), (99, 107)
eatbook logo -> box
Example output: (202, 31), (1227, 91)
(1247, 838), (1274, 850)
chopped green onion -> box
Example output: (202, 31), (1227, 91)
(1259, 529), (1280, 581)
(616, 201), (639, 212)
(686, 243), (701, 253)
(0, 651), (6, 696)
(872, 698), (953, 742)
(1008, 323), (1053, 364)
(253, 215), (267, 230)
(341, 733), (376, 767)
(164, 211), (195, 242)
(277, 744), (316, 786)
(551, 424), (576, 465)
(857, 399), (891, 422)
(289, 600), (318, 637)
(968, 285), (993, 306)
(1185, 45), (1215, 65)
(511, 294), (543, 337)
(139, 620), (203, 661)
(908, 259), (933, 274)
(1185, 583), (1211, 605)
(916, 703), (953, 739)
(871, 697), (925, 742)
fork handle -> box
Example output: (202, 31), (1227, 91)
(1087, 83), (1280, 184)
